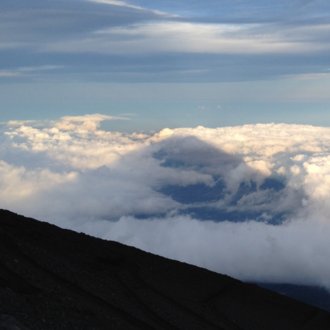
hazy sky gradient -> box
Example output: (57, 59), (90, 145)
(1, 0), (330, 129)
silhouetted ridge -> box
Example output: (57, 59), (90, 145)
(0, 209), (329, 329)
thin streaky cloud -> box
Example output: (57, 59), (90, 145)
(43, 20), (330, 56)
(87, 0), (177, 17)
(0, 65), (64, 79)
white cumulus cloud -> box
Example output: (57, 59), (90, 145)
(1, 114), (330, 289)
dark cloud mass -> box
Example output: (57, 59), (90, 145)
(1, 115), (330, 290)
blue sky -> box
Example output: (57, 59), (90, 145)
(1, 0), (330, 130)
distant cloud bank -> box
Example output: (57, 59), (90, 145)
(1, 114), (330, 289)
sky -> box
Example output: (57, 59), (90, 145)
(1, 0), (330, 130)
(1, 1), (330, 291)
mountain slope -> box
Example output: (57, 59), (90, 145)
(0, 210), (329, 330)
(256, 283), (330, 312)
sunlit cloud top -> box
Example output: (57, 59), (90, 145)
(2, 114), (330, 289)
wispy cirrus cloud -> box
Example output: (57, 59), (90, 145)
(46, 21), (330, 55)
(87, 0), (176, 17)
(0, 0), (329, 84)
(0, 65), (64, 79)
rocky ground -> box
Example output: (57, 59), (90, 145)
(0, 209), (330, 329)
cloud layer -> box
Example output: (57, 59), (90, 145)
(1, 114), (330, 289)
(1, 0), (330, 83)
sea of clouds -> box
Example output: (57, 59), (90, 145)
(1, 114), (330, 289)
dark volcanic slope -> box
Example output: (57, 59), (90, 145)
(0, 210), (329, 330)
(256, 283), (330, 312)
